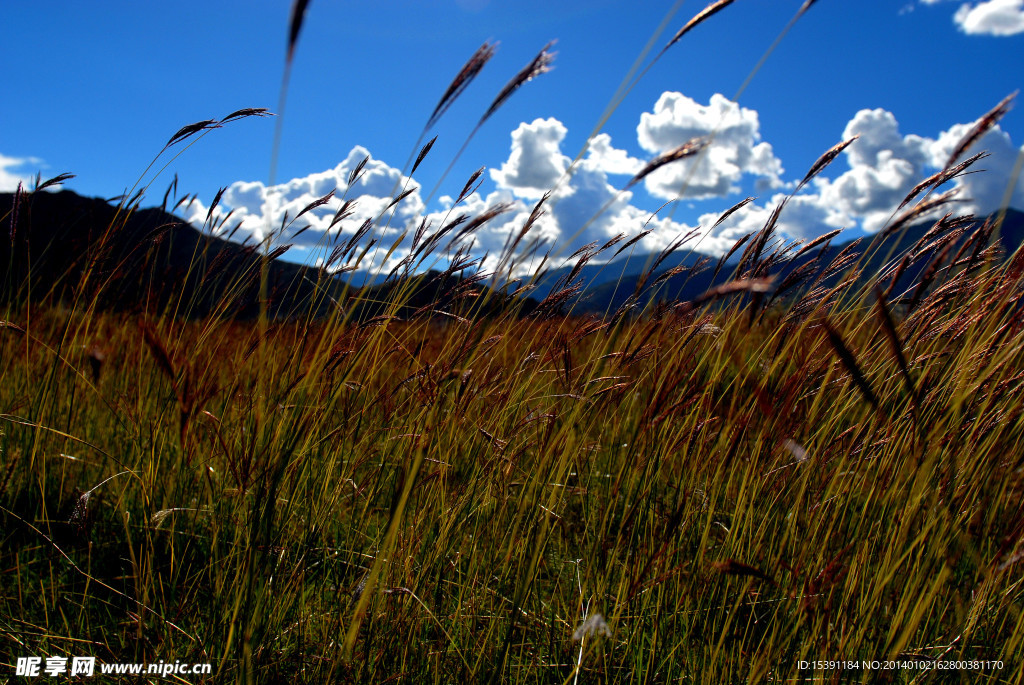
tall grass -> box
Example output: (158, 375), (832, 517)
(2, 2), (1023, 683)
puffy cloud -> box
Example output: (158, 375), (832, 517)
(840, 109), (931, 170)
(926, 121), (1024, 213)
(920, 0), (1024, 35)
(954, 0), (1024, 35)
(182, 146), (425, 259)
(490, 118), (571, 199)
(636, 92), (784, 200)
(584, 133), (643, 176)
(809, 108), (933, 233)
(696, 103), (1024, 245)
(436, 128), (701, 271)
(184, 93), (1024, 278)
(441, 116), (704, 269)
(697, 192), (848, 246)
(0, 153), (42, 192)
(825, 106), (1024, 228)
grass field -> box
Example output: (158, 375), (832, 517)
(2, 2), (1024, 683)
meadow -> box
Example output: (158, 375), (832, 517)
(2, 2), (1023, 682)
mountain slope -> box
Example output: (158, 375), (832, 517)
(1, 189), (336, 318)
(568, 208), (1024, 314)
(0, 189), (537, 320)
(4, 189), (1021, 320)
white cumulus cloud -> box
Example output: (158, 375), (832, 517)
(954, 0), (1024, 35)
(0, 153), (43, 192)
(182, 92), (1024, 277)
(834, 105), (1024, 224)
(814, 108), (934, 233)
(490, 118), (571, 199)
(697, 192), (848, 246)
(584, 133), (644, 176)
(636, 92), (784, 200)
(920, 0), (1024, 35)
(182, 146), (425, 265)
(442, 121), (707, 270)
(460, 115), (710, 266)
(707, 103), (1024, 243)
(926, 121), (1024, 212)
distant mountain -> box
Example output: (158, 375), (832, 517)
(3, 189), (1020, 320)
(527, 247), (706, 301)
(562, 207), (1024, 315)
(0, 189), (335, 318)
(0, 189), (536, 320)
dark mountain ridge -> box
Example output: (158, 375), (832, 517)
(566, 207), (1024, 315)
(3, 188), (1021, 319)
(0, 189), (535, 320)
(1, 189), (332, 318)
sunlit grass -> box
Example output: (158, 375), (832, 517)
(2, 237), (1022, 682)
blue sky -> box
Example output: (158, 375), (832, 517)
(3, 0), (1024, 273)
